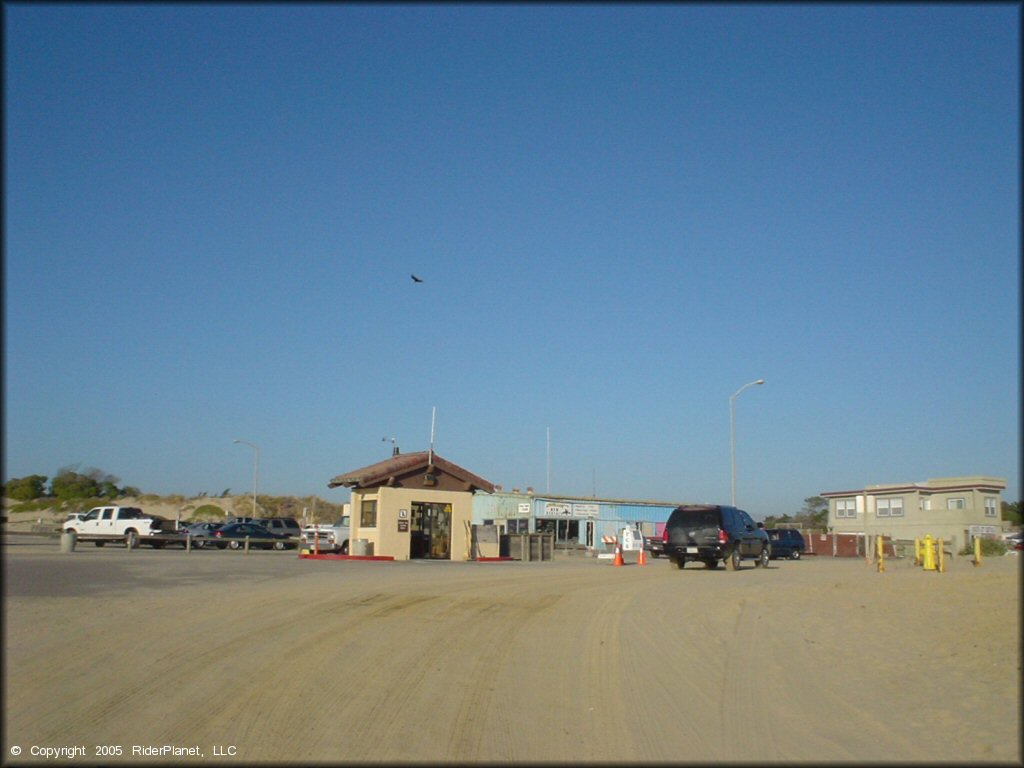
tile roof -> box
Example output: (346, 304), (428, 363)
(327, 451), (495, 493)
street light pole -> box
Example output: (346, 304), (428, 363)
(233, 439), (260, 517)
(730, 379), (765, 507)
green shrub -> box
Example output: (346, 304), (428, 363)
(958, 538), (1008, 557)
(4, 475), (48, 501)
(192, 504), (226, 521)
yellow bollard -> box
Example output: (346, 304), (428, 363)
(922, 534), (936, 571)
(972, 536), (982, 567)
(938, 538), (945, 573)
(876, 535), (885, 573)
(914, 538), (921, 566)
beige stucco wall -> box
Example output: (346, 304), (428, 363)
(350, 487), (476, 561)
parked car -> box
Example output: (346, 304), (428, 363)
(644, 534), (665, 559)
(301, 516), (351, 554)
(211, 522), (293, 550)
(223, 516), (256, 525)
(180, 521), (223, 548)
(62, 506), (177, 548)
(662, 504), (770, 570)
(253, 517), (302, 540)
(1002, 532), (1023, 551)
(765, 528), (805, 560)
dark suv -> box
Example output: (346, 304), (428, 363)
(254, 517), (302, 539)
(662, 505), (770, 570)
(766, 528), (805, 559)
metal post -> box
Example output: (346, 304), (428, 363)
(863, 492), (870, 565)
(546, 427), (551, 494)
(729, 379), (765, 506)
(233, 439), (260, 517)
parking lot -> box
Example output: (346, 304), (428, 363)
(3, 535), (1020, 763)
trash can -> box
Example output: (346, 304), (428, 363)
(352, 539), (372, 556)
(60, 531), (77, 553)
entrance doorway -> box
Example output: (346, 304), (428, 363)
(410, 501), (452, 559)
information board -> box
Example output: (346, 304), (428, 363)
(620, 527), (644, 551)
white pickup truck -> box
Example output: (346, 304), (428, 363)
(300, 515), (351, 554)
(62, 506), (176, 548)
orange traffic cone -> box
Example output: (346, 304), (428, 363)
(613, 540), (624, 567)
(637, 544), (647, 566)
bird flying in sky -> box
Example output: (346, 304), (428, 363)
(410, 274), (424, 283)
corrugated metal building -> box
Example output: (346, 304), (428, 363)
(473, 490), (683, 551)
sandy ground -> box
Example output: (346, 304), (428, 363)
(2, 535), (1020, 765)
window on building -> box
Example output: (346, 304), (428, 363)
(507, 519), (529, 534)
(360, 499), (377, 528)
(984, 498), (998, 517)
(876, 497), (904, 517)
(919, 497), (932, 511)
(946, 498), (965, 510)
(835, 499), (857, 518)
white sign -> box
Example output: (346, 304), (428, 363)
(517, 503), (532, 516)
(969, 525), (998, 536)
(620, 527), (643, 551)
(544, 503), (572, 517)
(573, 503), (599, 518)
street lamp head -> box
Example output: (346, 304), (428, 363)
(755, 379), (765, 385)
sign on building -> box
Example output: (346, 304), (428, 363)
(572, 503), (599, 518)
(544, 503), (572, 517)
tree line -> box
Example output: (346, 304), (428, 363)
(4, 466), (140, 502)
(761, 496), (830, 530)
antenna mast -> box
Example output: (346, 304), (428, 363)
(429, 406), (437, 464)
(546, 426), (551, 493)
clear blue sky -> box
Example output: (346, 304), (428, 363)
(4, 4), (1020, 518)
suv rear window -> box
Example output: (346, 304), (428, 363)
(670, 507), (720, 532)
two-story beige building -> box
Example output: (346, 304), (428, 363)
(327, 450), (495, 561)
(821, 476), (1006, 552)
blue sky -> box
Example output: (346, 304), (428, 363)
(4, 4), (1020, 517)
